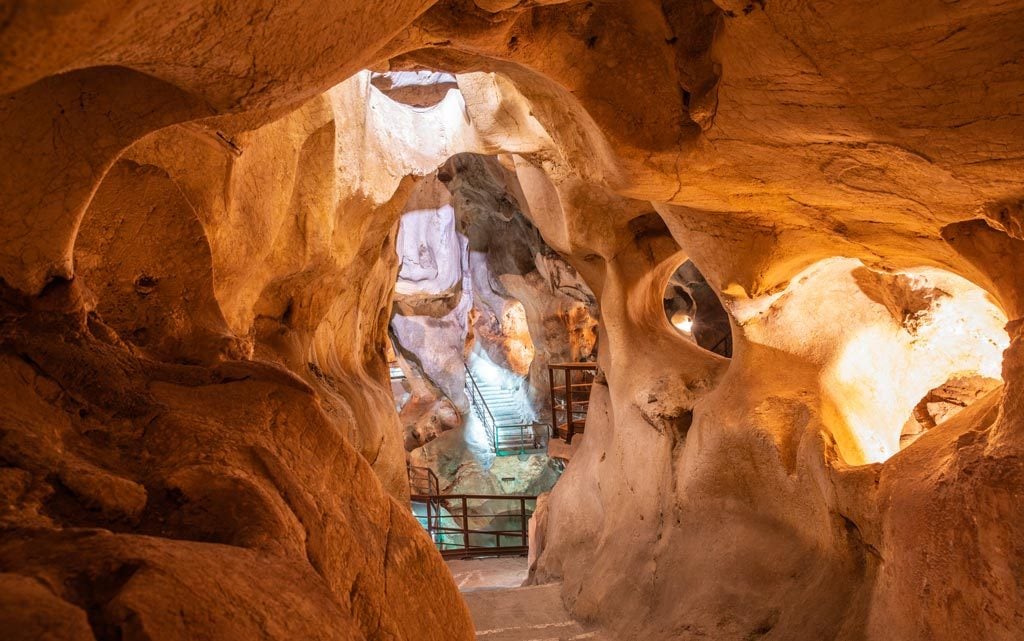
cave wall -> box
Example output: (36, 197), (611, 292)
(444, 153), (599, 422)
(392, 158), (596, 495)
(391, 158), (597, 449)
(1, 1), (1023, 640)
(0, 68), (494, 639)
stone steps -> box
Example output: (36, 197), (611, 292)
(465, 367), (547, 454)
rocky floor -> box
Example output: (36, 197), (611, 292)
(463, 583), (612, 641)
(448, 557), (612, 641)
(447, 556), (530, 591)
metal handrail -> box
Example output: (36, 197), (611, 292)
(409, 491), (538, 559)
(465, 363), (550, 455)
(464, 366), (498, 451)
(496, 422), (526, 455)
(464, 367), (497, 428)
(408, 464), (445, 544)
(407, 464), (441, 497)
(709, 332), (733, 357)
(494, 421), (550, 453)
(548, 363), (598, 445)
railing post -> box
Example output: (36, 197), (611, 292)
(520, 497), (528, 549)
(426, 498), (433, 544)
(566, 367), (575, 444)
(461, 496), (469, 554)
(548, 366), (557, 441)
(495, 501), (502, 551)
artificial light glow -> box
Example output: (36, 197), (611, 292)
(671, 311), (694, 333)
(821, 266), (1008, 465)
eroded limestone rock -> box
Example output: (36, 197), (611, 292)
(1, 1), (1023, 640)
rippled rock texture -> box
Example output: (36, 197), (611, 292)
(1, 1), (1023, 640)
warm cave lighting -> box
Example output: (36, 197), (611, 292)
(672, 311), (694, 334)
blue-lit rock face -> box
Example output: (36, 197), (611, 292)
(389, 159), (596, 496)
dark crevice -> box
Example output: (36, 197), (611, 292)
(839, 514), (882, 560)
(64, 561), (143, 641)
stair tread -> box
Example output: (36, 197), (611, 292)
(467, 369), (549, 455)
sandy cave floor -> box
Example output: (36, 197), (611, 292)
(446, 556), (530, 592)
(448, 557), (614, 640)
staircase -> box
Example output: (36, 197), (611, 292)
(465, 367), (545, 455)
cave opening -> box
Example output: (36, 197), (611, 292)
(384, 147), (599, 562)
(899, 374), (1003, 450)
(751, 258), (1011, 465)
(663, 259), (733, 357)
(370, 70), (460, 109)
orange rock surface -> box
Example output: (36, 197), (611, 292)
(1, 2), (1022, 640)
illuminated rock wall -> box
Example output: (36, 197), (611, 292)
(1, 2), (1023, 640)
(391, 159), (596, 493)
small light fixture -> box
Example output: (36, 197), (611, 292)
(671, 311), (693, 334)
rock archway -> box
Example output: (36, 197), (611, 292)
(2, 2), (1024, 641)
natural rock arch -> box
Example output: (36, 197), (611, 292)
(1, 2), (1024, 641)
